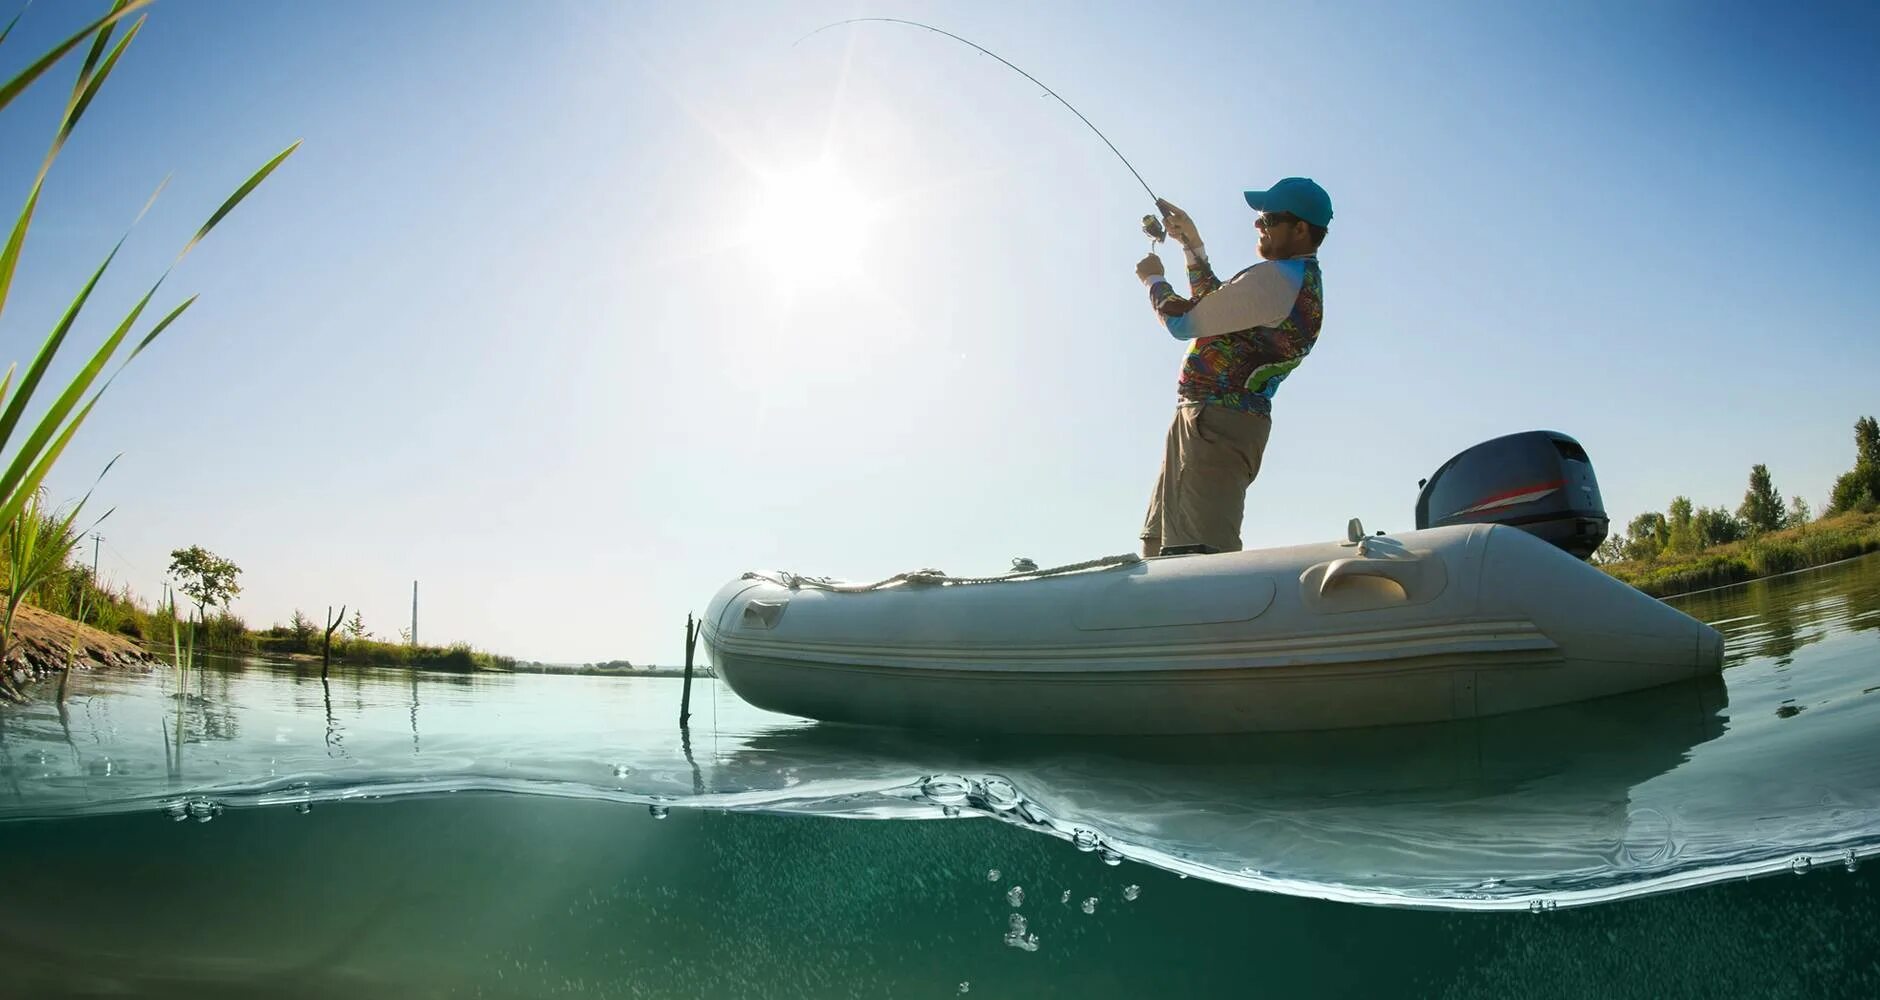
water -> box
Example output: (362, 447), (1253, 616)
(1, 555), (1878, 996)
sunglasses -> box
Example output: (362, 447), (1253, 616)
(1255, 212), (1302, 231)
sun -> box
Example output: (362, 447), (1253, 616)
(740, 157), (879, 291)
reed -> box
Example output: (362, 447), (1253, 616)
(0, 1), (298, 696)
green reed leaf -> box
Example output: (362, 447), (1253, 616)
(0, 0), (147, 114)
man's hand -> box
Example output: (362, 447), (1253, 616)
(1156, 198), (1202, 250)
(1136, 253), (1165, 283)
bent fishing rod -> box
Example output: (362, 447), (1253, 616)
(796, 17), (1171, 247)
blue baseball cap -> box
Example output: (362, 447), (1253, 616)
(1244, 177), (1333, 227)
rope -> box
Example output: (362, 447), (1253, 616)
(742, 553), (1142, 592)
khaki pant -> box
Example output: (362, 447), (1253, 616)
(1140, 402), (1273, 557)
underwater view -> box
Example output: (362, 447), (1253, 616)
(1, 554), (1877, 997)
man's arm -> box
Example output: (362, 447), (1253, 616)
(1141, 259), (1302, 341)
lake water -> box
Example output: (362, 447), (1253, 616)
(2, 555), (1878, 997)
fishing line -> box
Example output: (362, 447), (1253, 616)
(795, 17), (1169, 245)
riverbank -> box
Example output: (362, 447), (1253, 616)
(1601, 510), (1880, 597)
(1, 602), (167, 700)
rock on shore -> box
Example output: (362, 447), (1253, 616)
(2, 601), (166, 698)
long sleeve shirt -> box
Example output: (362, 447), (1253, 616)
(1142, 246), (1324, 416)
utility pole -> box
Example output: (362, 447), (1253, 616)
(89, 534), (101, 582)
(410, 580), (418, 646)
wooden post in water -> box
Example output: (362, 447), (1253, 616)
(679, 613), (700, 729)
(322, 604), (347, 680)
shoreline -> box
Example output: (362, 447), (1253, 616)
(1601, 511), (1880, 598)
(1, 602), (167, 702)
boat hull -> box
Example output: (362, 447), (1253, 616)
(703, 524), (1724, 734)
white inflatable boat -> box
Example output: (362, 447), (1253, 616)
(701, 431), (1725, 735)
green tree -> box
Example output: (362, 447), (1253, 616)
(1664, 497), (1700, 554)
(1623, 512), (1668, 561)
(1592, 532), (1627, 564)
(288, 609), (317, 650)
(168, 546), (241, 622)
(1827, 416), (1880, 515)
(345, 609), (368, 641)
(1787, 496), (1812, 526)
(1694, 506), (1743, 548)
(1736, 464), (1786, 534)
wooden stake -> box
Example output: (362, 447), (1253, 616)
(679, 613), (699, 728)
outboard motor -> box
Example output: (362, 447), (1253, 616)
(1415, 431), (1608, 560)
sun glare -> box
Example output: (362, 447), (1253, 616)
(742, 158), (879, 291)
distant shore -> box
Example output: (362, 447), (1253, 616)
(1602, 511), (1880, 598)
(503, 662), (715, 678)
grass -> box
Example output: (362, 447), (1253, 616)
(1601, 510), (1880, 597)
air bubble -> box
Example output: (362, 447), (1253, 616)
(958, 984), (970, 995)
(1071, 829), (1100, 853)
(981, 778), (1020, 812)
(1008, 913), (1027, 934)
(1060, 889), (1072, 905)
(1081, 897), (1098, 915)
(986, 869), (1001, 882)
(186, 798), (220, 823)
(1099, 847), (1123, 867)
(922, 774), (970, 806)
(942, 805), (961, 818)
(648, 805), (670, 820)
(295, 802), (313, 815)
(1123, 884), (1141, 901)
(1526, 898), (1558, 913)
(1844, 849), (1859, 873)
(1003, 929), (1040, 952)
(612, 764), (632, 779)
(1791, 855), (1812, 875)
(1006, 885), (1024, 907)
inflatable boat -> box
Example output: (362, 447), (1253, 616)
(702, 431), (1725, 734)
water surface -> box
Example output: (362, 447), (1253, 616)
(2, 554), (1878, 995)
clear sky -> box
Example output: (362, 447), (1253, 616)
(4, 0), (1877, 664)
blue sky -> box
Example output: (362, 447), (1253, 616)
(4, 0), (1876, 663)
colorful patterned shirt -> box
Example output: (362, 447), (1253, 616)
(1143, 250), (1323, 416)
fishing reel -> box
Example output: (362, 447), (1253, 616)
(1141, 214), (1166, 250)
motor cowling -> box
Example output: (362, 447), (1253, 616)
(1414, 431), (1608, 560)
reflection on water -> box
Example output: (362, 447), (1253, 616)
(0, 555), (1877, 915)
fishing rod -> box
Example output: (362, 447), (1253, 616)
(795, 17), (1170, 248)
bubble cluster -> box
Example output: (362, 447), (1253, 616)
(648, 804), (670, 820)
(1081, 897), (1098, 915)
(1123, 884), (1141, 901)
(986, 868), (1001, 882)
(1006, 885), (1024, 907)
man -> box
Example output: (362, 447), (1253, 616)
(1134, 176), (1331, 557)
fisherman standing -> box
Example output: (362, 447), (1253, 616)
(1133, 177), (1331, 557)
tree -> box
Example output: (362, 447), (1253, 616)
(1736, 464), (1786, 534)
(1827, 416), (1880, 516)
(1664, 497), (1700, 554)
(1623, 512), (1668, 562)
(345, 610), (368, 641)
(1694, 506), (1744, 548)
(1592, 532), (1628, 565)
(168, 546), (242, 622)
(1787, 496), (1812, 527)
(289, 609), (317, 649)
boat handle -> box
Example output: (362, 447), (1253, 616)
(1318, 558), (1414, 598)
(741, 600), (787, 629)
